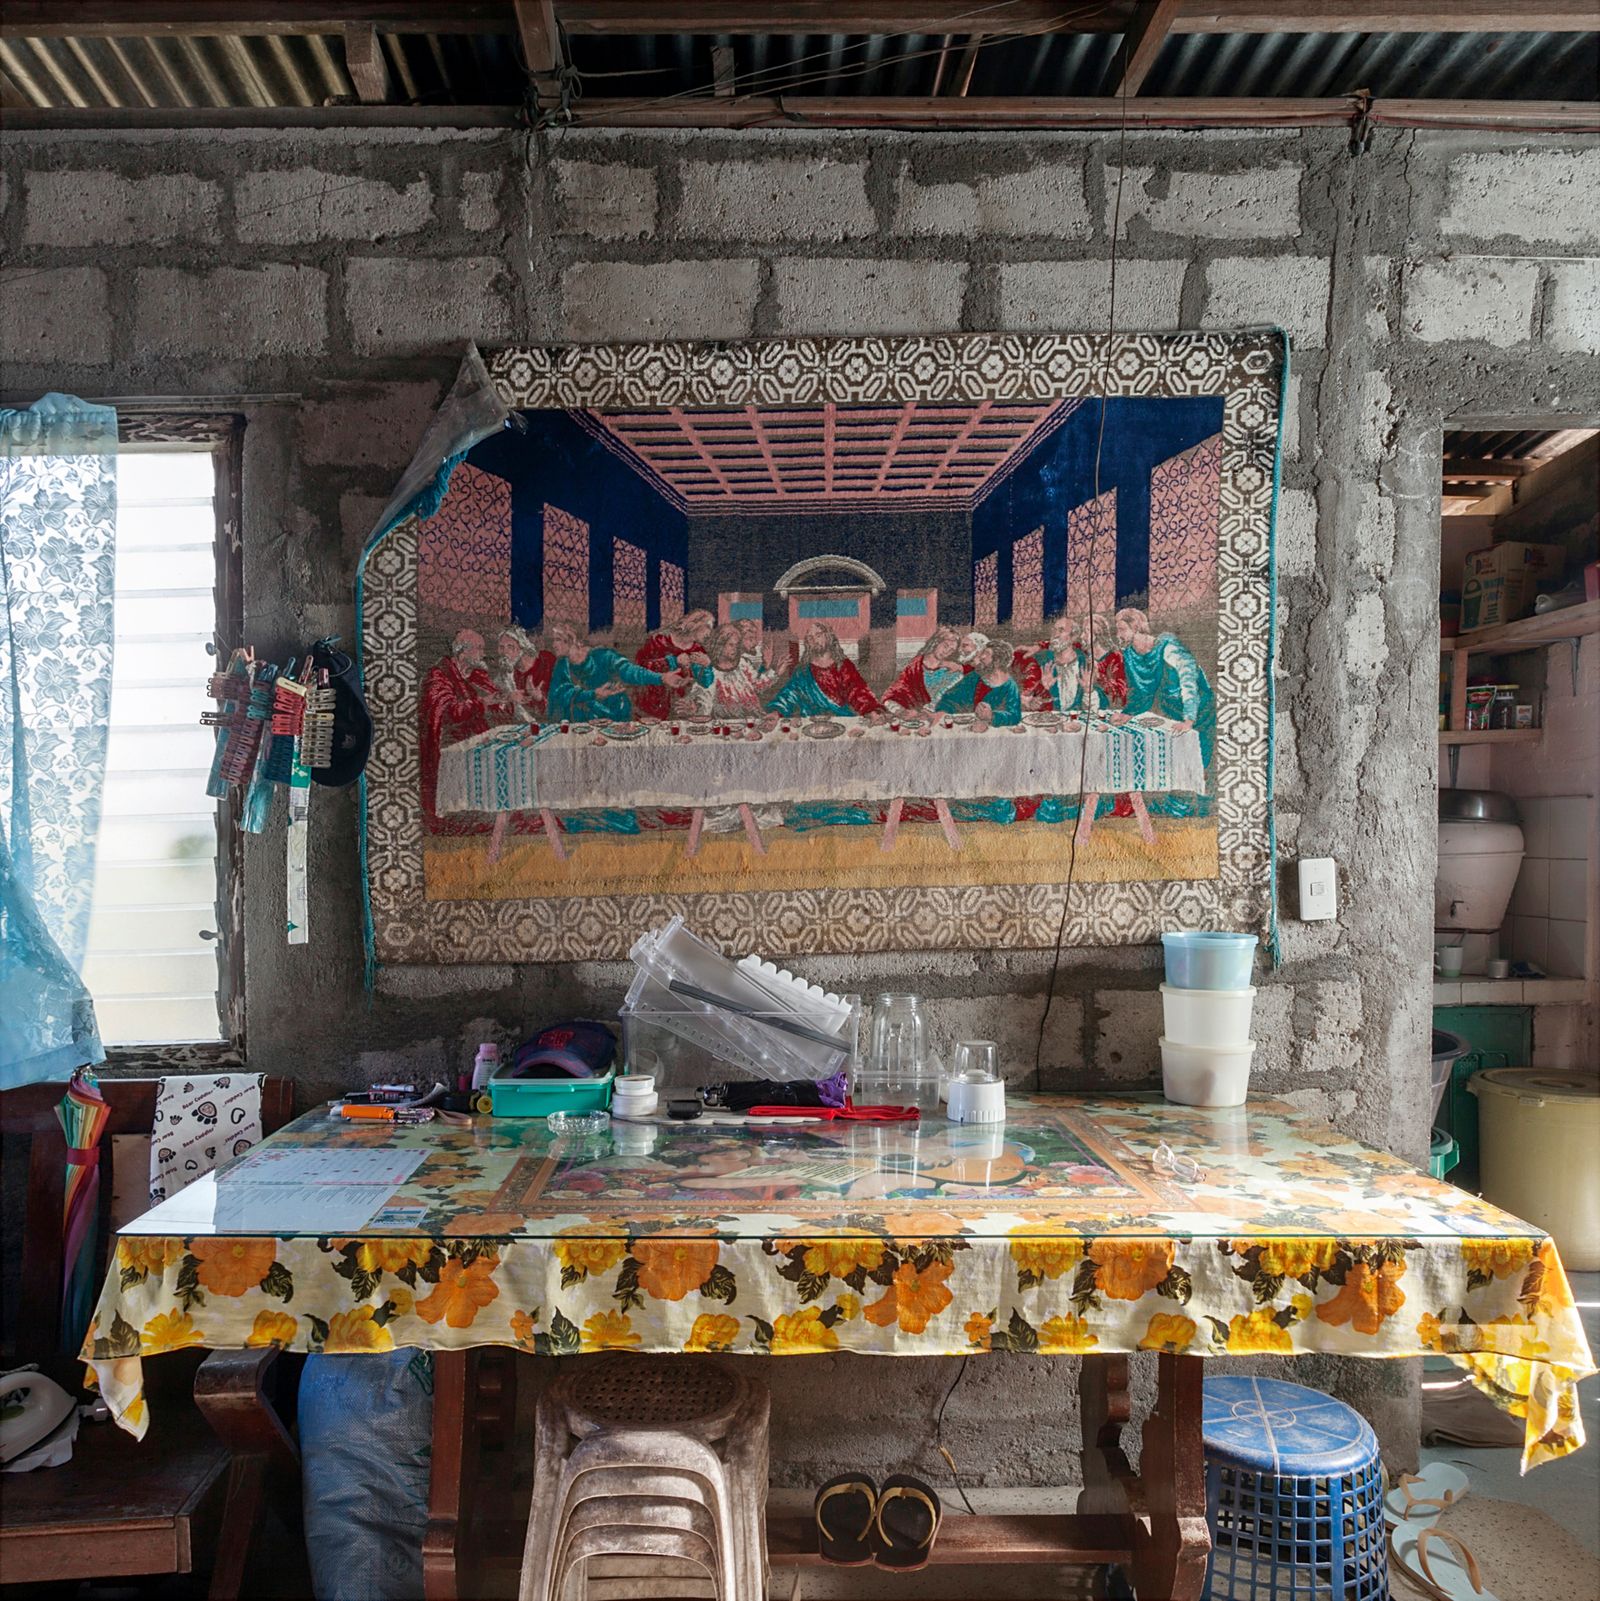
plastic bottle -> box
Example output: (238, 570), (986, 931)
(470, 1042), (500, 1092)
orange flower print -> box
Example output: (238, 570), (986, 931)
(1315, 1260), (1406, 1335)
(1038, 1315), (1099, 1355)
(415, 1252), (501, 1328)
(632, 1236), (720, 1301)
(1089, 1240), (1174, 1301)
(1007, 1226), (1084, 1281)
(142, 1310), (205, 1354)
(510, 1309), (539, 1350)
(118, 1237), (182, 1278)
(581, 1311), (641, 1352)
(325, 1307), (394, 1353)
(685, 1313), (740, 1353)
(833, 1292), (861, 1322)
(1225, 1308), (1294, 1354)
(190, 1238), (276, 1297)
(1416, 1312), (1456, 1354)
(1139, 1312), (1198, 1353)
(780, 1232), (886, 1281)
(245, 1310), (298, 1348)
(1462, 1238), (1534, 1282)
(1483, 1315), (1551, 1362)
(1279, 1155), (1347, 1182)
(769, 1308), (840, 1354)
(554, 1226), (629, 1280)
(965, 1311), (994, 1352)
(1242, 1239), (1339, 1280)
(1528, 1240), (1577, 1318)
(386, 1287), (415, 1321)
(350, 1239), (435, 1276)
(863, 1259), (954, 1335)
(889, 1212), (961, 1244)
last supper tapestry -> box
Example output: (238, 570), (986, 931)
(359, 332), (1284, 964)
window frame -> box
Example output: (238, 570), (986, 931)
(100, 411), (246, 1070)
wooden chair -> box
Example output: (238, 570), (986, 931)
(0, 1074), (305, 1599)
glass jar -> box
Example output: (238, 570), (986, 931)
(1489, 685), (1519, 730)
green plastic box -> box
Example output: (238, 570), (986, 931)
(488, 1066), (614, 1118)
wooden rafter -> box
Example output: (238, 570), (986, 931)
(3, 2), (1596, 38)
(1108, 0), (1183, 96)
(1442, 457), (1532, 481)
(342, 23), (390, 103)
(513, 0), (565, 111)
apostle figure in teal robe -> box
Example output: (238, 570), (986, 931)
(934, 636), (1023, 727)
(543, 622), (689, 834)
(934, 636), (1022, 823)
(547, 622), (688, 724)
(1113, 606), (1215, 818)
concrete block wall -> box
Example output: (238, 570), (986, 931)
(4, 122), (1597, 1481)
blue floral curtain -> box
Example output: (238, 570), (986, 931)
(0, 394), (117, 1087)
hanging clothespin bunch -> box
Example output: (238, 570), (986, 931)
(300, 669), (337, 772)
(212, 651), (266, 787)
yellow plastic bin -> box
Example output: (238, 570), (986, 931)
(1469, 1069), (1600, 1271)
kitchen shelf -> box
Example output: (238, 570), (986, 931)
(1447, 599), (1600, 656)
(1438, 729), (1541, 745)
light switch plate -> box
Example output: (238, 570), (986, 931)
(1298, 857), (1338, 921)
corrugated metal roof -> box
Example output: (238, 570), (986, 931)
(1, 26), (1594, 111)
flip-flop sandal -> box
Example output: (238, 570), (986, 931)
(1391, 1521), (1498, 1601)
(1385, 1463), (1470, 1526)
(871, 1473), (942, 1572)
(814, 1474), (877, 1566)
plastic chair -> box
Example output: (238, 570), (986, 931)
(1201, 1375), (1388, 1601)
(518, 1358), (769, 1601)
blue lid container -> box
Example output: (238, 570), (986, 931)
(1161, 930), (1258, 991)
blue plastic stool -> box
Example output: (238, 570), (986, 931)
(1200, 1376), (1388, 1601)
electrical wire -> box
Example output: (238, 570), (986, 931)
(562, 1), (1115, 121)
(1032, 35), (1131, 1092)
(934, 1354), (978, 1517)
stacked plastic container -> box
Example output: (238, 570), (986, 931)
(1159, 932), (1259, 1107)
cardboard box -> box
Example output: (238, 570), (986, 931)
(1460, 542), (1566, 631)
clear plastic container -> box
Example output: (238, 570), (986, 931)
(621, 918), (858, 1082)
(1161, 931), (1259, 990)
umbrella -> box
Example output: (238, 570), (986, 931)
(54, 1066), (109, 1355)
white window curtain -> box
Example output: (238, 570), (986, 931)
(0, 393), (117, 1087)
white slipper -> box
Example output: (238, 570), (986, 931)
(1391, 1521), (1497, 1601)
(1385, 1462), (1470, 1526)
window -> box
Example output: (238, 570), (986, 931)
(80, 433), (241, 1049)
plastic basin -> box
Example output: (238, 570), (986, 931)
(1161, 931), (1259, 990)
(1161, 1037), (1255, 1107)
(1160, 983), (1255, 1047)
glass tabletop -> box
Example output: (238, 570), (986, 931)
(118, 1093), (1542, 1245)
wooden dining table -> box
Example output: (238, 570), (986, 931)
(84, 1092), (1595, 1600)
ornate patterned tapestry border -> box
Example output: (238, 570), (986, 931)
(362, 332), (1284, 965)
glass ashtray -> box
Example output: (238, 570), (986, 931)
(546, 1110), (611, 1135)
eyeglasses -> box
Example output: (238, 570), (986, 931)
(1152, 1142), (1205, 1184)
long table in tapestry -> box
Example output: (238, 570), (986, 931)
(86, 1093), (1592, 1474)
(435, 712), (1205, 816)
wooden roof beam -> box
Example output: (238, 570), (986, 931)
(513, 0), (567, 112)
(4, 2), (1598, 39)
(342, 23), (391, 103)
(1106, 0), (1183, 97)
(1443, 457), (1532, 481)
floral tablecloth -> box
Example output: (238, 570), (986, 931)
(85, 1094), (1594, 1470)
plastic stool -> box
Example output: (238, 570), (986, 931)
(518, 1357), (769, 1601)
(1201, 1376), (1388, 1601)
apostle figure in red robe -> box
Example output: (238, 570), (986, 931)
(632, 609), (714, 720)
(765, 622), (884, 720)
(420, 628), (511, 830)
(883, 625), (967, 714)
